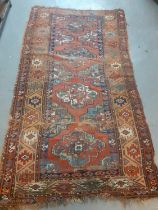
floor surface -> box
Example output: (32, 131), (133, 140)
(0, 0), (158, 209)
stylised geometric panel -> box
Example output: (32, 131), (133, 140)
(21, 128), (38, 146)
(118, 107), (132, 122)
(27, 92), (42, 109)
(23, 109), (40, 128)
(56, 83), (98, 109)
(49, 14), (104, 57)
(18, 149), (33, 166)
(48, 128), (109, 171)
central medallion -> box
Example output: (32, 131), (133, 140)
(56, 83), (98, 109)
(51, 130), (108, 169)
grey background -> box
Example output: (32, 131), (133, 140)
(0, 0), (158, 209)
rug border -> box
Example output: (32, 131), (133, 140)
(116, 9), (158, 188)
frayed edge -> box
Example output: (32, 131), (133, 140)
(3, 194), (158, 210)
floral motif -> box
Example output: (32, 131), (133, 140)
(111, 62), (121, 69)
(28, 95), (41, 108)
(23, 110), (39, 127)
(8, 143), (16, 153)
(105, 15), (115, 21)
(55, 33), (74, 45)
(118, 108), (132, 121)
(18, 150), (33, 165)
(143, 138), (150, 146)
(23, 129), (38, 145)
(114, 96), (127, 107)
(119, 127), (134, 139)
(124, 165), (140, 177)
(107, 178), (134, 189)
(127, 144), (140, 159)
(40, 13), (49, 18)
(32, 58), (42, 68)
(26, 182), (47, 192)
(79, 31), (98, 48)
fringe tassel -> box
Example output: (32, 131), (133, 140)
(3, 196), (157, 210)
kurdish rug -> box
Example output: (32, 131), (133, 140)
(0, 6), (158, 208)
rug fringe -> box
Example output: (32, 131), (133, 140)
(1, 195), (157, 210)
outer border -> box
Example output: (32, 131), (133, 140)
(116, 9), (158, 189)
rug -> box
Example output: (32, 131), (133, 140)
(0, 6), (158, 208)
